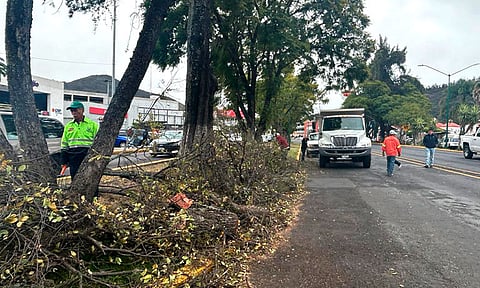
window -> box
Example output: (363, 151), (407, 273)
(40, 118), (64, 138)
(1, 114), (64, 140)
(323, 117), (364, 131)
(64, 94), (72, 101)
(1, 114), (18, 140)
(73, 95), (88, 102)
(90, 96), (104, 104)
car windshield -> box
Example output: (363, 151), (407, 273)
(322, 117), (364, 131)
(162, 130), (182, 140)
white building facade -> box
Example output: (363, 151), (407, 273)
(1, 74), (184, 130)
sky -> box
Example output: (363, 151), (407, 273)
(1, 0), (480, 108)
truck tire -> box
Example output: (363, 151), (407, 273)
(319, 156), (328, 168)
(362, 155), (371, 168)
(463, 144), (474, 159)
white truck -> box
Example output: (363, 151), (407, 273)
(316, 108), (372, 168)
(306, 132), (319, 158)
(461, 127), (480, 159)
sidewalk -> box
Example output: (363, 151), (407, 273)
(248, 161), (405, 287)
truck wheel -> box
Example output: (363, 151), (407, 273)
(319, 156), (327, 168)
(362, 155), (371, 168)
(463, 145), (473, 159)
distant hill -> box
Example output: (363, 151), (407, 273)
(424, 84), (447, 120)
(424, 78), (478, 121)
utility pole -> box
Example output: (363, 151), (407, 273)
(111, 0), (117, 106)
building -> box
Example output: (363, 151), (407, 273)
(0, 74), (185, 130)
(0, 75), (64, 123)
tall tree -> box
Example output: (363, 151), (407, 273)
(456, 103), (479, 135)
(5, 0), (56, 182)
(181, 0), (217, 154)
(257, 71), (317, 135)
(69, 0), (175, 201)
(153, 0), (373, 137)
(473, 81), (480, 106)
(343, 80), (432, 140)
(369, 36), (407, 93)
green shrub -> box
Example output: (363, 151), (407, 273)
(0, 134), (306, 287)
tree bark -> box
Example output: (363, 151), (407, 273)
(5, 0), (55, 182)
(70, 0), (175, 201)
(181, 0), (217, 155)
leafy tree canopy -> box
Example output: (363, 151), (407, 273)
(256, 70), (318, 134)
(153, 0), (374, 135)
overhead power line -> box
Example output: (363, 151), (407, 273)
(0, 52), (109, 66)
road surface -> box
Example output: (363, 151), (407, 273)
(250, 145), (480, 287)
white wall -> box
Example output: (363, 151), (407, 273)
(33, 75), (64, 122)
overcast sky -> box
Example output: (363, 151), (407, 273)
(1, 0), (479, 107)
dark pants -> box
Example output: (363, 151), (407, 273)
(62, 147), (89, 179)
(301, 149), (306, 161)
(386, 156), (396, 176)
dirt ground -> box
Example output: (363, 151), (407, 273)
(248, 159), (407, 288)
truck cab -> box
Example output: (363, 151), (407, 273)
(461, 127), (480, 159)
(317, 108), (371, 168)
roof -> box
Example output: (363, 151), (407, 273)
(64, 74), (150, 98)
(436, 122), (460, 128)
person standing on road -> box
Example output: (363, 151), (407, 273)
(382, 130), (402, 177)
(301, 136), (308, 161)
(60, 101), (99, 179)
(422, 128), (438, 168)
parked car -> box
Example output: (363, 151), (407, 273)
(0, 109), (65, 171)
(128, 129), (149, 147)
(0, 110), (64, 154)
(114, 134), (128, 147)
(438, 135), (459, 149)
(149, 130), (183, 157)
(306, 132), (319, 158)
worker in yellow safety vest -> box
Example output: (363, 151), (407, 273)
(60, 101), (98, 179)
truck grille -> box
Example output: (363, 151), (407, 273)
(332, 136), (357, 146)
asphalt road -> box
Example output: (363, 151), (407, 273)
(250, 145), (480, 287)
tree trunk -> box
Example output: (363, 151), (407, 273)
(5, 0), (55, 183)
(70, 0), (175, 202)
(181, 0), (216, 155)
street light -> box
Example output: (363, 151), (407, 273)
(418, 63), (480, 145)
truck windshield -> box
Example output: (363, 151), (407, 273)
(323, 117), (364, 131)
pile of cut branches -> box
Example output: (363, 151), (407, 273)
(0, 134), (306, 287)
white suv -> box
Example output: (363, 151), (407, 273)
(0, 111), (64, 154)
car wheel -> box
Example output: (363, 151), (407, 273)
(463, 144), (473, 159)
(119, 141), (127, 148)
(362, 155), (371, 168)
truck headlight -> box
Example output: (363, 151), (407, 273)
(319, 140), (334, 148)
(357, 138), (372, 147)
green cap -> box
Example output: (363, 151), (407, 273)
(67, 101), (84, 110)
